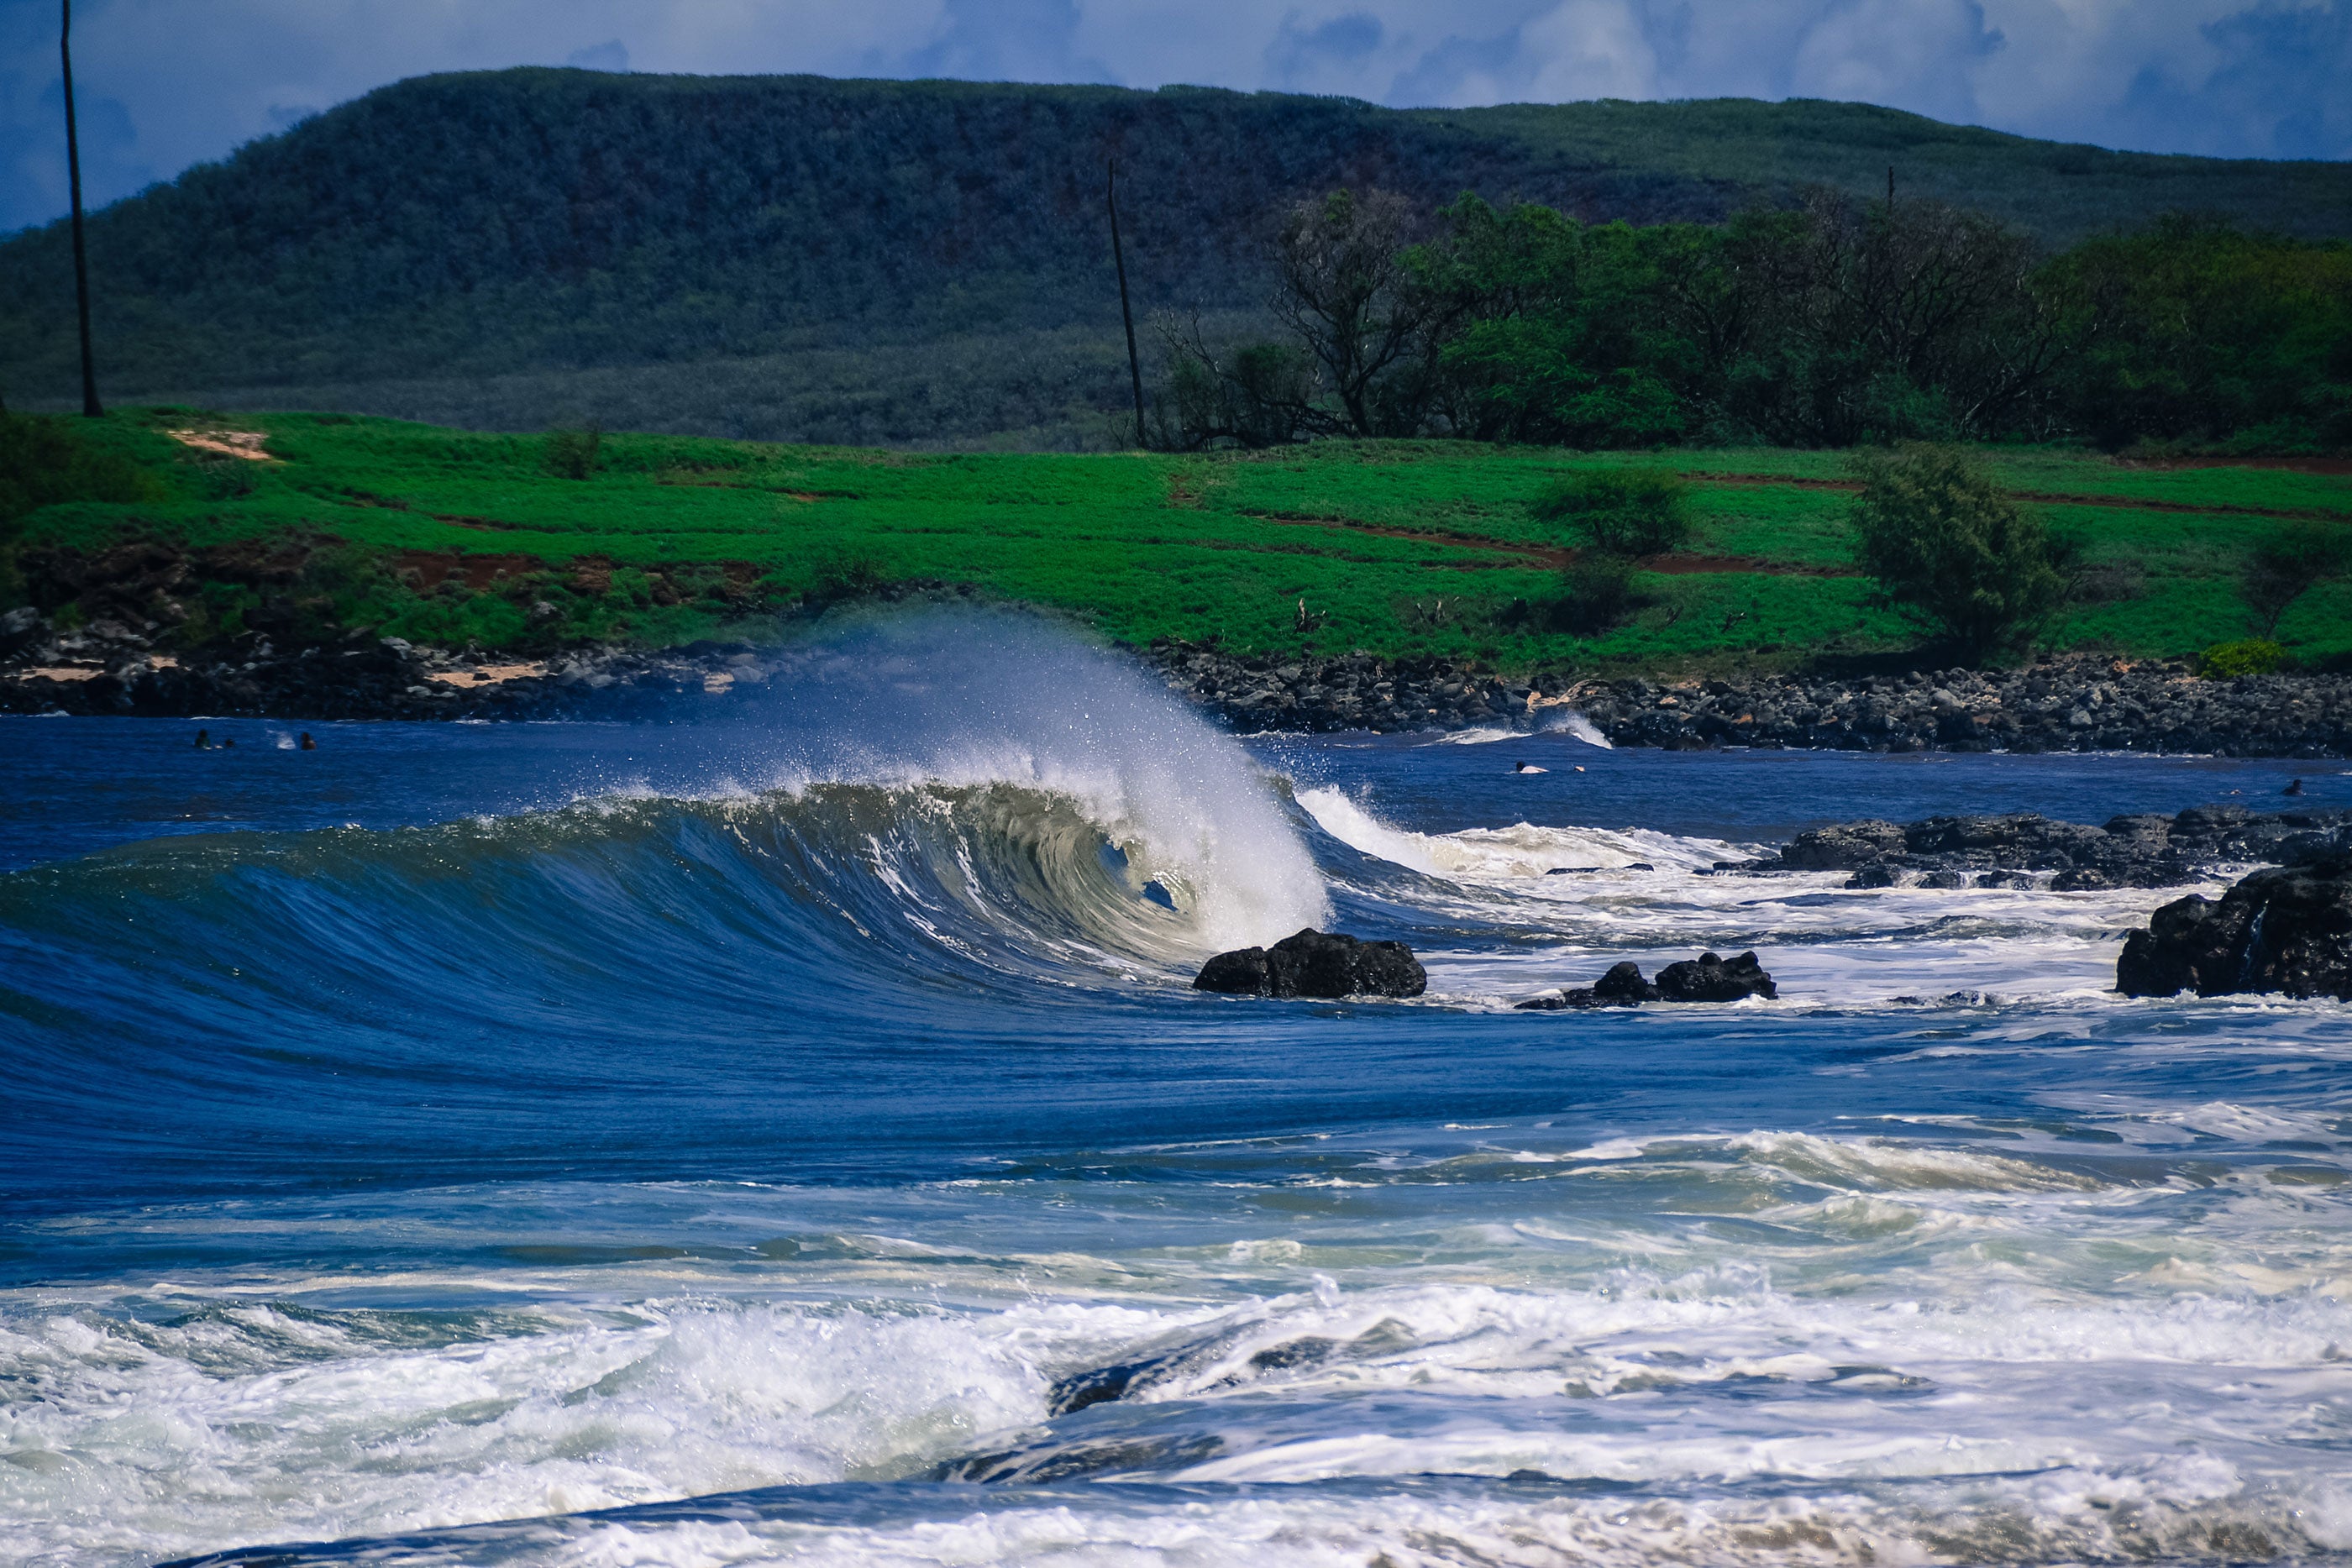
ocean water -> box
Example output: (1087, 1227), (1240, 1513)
(3, 611), (2347, 1568)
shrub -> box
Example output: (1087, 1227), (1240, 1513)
(543, 422), (603, 480)
(1531, 468), (1692, 558)
(1848, 446), (2062, 660)
(1557, 552), (1641, 635)
(806, 546), (894, 605)
(2239, 522), (2349, 637)
(2197, 638), (2288, 678)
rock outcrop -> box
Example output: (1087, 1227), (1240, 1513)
(1194, 929), (1427, 999)
(1654, 951), (1779, 1001)
(1516, 952), (1776, 1009)
(2117, 858), (2352, 1000)
(1739, 806), (2352, 890)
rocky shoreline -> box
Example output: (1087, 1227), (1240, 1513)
(0, 607), (789, 721)
(1139, 639), (2352, 758)
(7, 610), (2351, 759)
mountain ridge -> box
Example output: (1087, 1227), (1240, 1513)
(3, 70), (2344, 446)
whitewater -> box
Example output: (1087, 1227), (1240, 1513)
(0, 611), (2346, 1568)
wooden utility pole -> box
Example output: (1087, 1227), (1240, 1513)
(61, 0), (101, 417)
(1886, 165), (1895, 210)
(1106, 160), (1145, 448)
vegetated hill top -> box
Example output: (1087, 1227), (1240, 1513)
(2, 71), (2344, 444)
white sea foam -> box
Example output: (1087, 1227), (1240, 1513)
(1430, 709), (1613, 748)
(1297, 787), (1740, 878)
(17, 1255), (2340, 1568)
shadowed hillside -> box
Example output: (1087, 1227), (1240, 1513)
(2, 70), (2344, 447)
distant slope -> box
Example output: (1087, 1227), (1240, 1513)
(2, 71), (2344, 445)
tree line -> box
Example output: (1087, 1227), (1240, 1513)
(1149, 189), (2352, 454)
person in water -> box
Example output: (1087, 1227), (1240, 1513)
(299, 732), (316, 752)
(1514, 760), (1548, 774)
(192, 728), (209, 749)
(2286, 778), (2305, 796)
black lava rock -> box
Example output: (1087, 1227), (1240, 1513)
(1520, 953), (1774, 1009)
(1782, 821), (1907, 869)
(1193, 929), (1427, 999)
(2117, 857), (2352, 999)
(1592, 960), (1658, 1002)
(1515, 958), (1659, 1010)
(1654, 951), (1778, 1001)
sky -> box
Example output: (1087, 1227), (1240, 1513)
(3, 0), (2346, 233)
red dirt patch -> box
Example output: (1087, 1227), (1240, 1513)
(1697, 472), (2348, 521)
(1235, 508), (1858, 574)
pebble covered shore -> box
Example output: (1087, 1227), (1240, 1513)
(1139, 638), (2352, 758)
(6, 607), (2350, 759)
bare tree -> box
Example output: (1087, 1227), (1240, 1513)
(1741, 191), (2056, 443)
(1268, 189), (1455, 438)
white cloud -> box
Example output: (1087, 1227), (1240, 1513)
(1521, 0), (1661, 101)
(1, 0), (2343, 232)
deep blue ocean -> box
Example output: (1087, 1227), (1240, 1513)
(3, 612), (2347, 1567)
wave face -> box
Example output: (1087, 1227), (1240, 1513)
(3, 612), (2350, 1568)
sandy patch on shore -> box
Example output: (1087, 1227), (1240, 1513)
(166, 429), (274, 460)
(426, 663), (546, 689)
(10, 655), (178, 684)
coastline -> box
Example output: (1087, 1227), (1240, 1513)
(6, 609), (2349, 759)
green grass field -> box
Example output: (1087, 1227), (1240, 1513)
(16, 407), (2352, 672)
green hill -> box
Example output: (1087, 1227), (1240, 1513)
(3, 71), (2344, 447)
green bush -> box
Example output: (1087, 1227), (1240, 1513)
(2197, 638), (2288, 678)
(1557, 552), (1641, 634)
(543, 423), (603, 480)
(1849, 445), (2063, 659)
(2239, 521), (2350, 636)
(1531, 468), (1692, 557)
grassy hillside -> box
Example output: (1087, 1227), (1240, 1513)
(3, 72), (2344, 446)
(12, 410), (2351, 673)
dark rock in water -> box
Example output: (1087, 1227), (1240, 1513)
(1592, 960), (1657, 1003)
(1515, 991), (1588, 1010)
(1194, 928), (1427, 999)
(1742, 804), (2352, 894)
(1782, 821), (1907, 869)
(1654, 951), (1778, 1002)
(1193, 947), (1275, 995)
(1515, 958), (1658, 1010)
(2117, 857), (2352, 999)
(1520, 953), (1775, 1009)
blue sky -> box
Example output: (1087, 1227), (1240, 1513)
(3, 0), (2346, 233)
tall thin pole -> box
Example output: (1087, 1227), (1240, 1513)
(1106, 160), (1145, 448)
(62, 0), (101, 417)
(1886, 164), (1894, 211)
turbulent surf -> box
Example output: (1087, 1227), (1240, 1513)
(1, 611), (2346, 1568)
